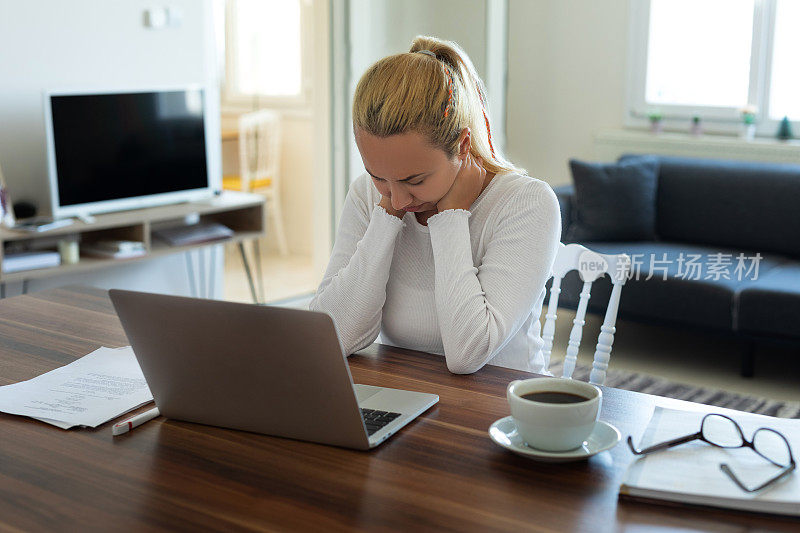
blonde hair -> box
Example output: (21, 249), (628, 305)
(352, 35), (525, 176)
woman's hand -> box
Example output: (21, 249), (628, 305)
(379, 195), (406, 219)
(436, 153), (487, 213)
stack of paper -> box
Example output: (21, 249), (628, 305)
(0, 346), (153, 429)
(153, 222), (233, 246)
(620, 406), (800, 516)
(82, 240), (146, 259)
(2, 250), (61, 273)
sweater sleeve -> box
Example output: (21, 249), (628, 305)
(309, 180), (406, 356)
(426, 180), (561, 374)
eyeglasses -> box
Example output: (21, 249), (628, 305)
(627, 413), (796, 493)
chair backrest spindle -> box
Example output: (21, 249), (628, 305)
(541, 243), (630, 385)
(238, 110), (281, 193)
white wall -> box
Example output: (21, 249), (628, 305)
(505, 0), (629, 186)
(0, 0), (219, 208)
(0, 0), (223, 297)
(311, 0), (332, 280)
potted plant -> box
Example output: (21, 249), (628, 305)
(647, 109), (663, 134)
(690, 116), (703, 136)
(776, 116), (794, 141)
(738, 105), (757, 141)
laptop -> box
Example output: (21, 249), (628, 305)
(109, 289), (438, 450)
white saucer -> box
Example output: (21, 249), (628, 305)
(488, 416), (621, 462)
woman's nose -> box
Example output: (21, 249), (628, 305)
(390, 185), (412, 210)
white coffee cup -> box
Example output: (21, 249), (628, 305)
(506, 377), (602, 452)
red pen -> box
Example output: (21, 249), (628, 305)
(112, 407), (160, 436)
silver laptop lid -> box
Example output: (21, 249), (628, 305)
(109, 289), (371, 450)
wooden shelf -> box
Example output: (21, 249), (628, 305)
(0, 192), (265, 283)
(148, 230), (263, 256)
(1, 256), (124, 283)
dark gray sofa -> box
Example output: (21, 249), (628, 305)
(553, 155), (800, 376)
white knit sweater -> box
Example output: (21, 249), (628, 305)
(309, 170), (561, 374)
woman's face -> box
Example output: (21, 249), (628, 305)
(355, 128), (468, 213)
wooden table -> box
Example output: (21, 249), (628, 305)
(0, 286), (797, 531)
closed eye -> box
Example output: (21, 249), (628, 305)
(370, 175), (424, 186)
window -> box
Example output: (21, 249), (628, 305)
(645, 0), (754, 109)
(223, 0), (312, 108)
(769, 0), (800, 120)
(628, 0), (797, 134)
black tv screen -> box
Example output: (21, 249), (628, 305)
(48, 89), (209, 211)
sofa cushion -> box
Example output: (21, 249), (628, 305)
(552, 184), (574, 240)
(565, 157), (659, 242)
(619, 155), (800, 258)
(553, 241), (787, 332)
(737, 262), (800, 339)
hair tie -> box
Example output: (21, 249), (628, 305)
(482, 109), (496, 158)
(476, 82), (496, 158)
(415, 50), (489, 156)
(443, 67), (454, 118)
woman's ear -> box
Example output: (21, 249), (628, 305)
(457, 128), (471, 160)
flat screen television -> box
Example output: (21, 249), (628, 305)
(44, 87), (217, 218)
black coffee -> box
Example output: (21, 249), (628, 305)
(520, 391), (590, 404)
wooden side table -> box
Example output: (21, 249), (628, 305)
(0, 191), (267, 303)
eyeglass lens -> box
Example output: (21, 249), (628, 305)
(700, 414), (794, 468)
(629, 413), (794, 493)
(701, 414), (745, 448)
(753, 428), (793, 467)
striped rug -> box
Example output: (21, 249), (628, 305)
(548, 361), (800, 419)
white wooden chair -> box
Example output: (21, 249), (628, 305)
(224, 109), (289, 256)
(541, 243), (631, 386)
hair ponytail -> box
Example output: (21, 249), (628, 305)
(352, 35), (525, 176)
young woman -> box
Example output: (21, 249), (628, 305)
(310, 36), (561, 374)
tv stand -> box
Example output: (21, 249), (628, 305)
(0, 191), (266, 302)
(74, 213), (96, 225)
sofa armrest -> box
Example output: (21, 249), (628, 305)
(552, 184), (574, 241)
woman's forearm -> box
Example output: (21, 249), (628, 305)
(428, 182), (561, 374)
(310, 204), (405, 355)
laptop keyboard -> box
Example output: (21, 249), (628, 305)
(361, 408), (402, 436)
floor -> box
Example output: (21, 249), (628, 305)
(549, 309), (799, 403)
(224, 250), (798, 403)
(223, 244), (318, 304)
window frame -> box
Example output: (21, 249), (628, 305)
(222, 0), (313, 112)
(626, 0), (791, 137)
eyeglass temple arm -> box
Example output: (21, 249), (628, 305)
(720, 461), (796, 493)
(627, 431), (703, 455)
